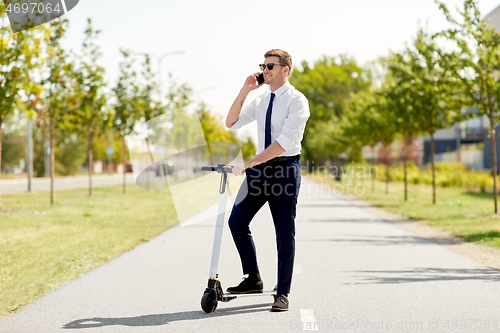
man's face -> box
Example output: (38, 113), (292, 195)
(263, 56), (287, 85)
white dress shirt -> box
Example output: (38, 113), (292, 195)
(231, 81), (310, 157)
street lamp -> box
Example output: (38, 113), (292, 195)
(132, 50), (185, 100)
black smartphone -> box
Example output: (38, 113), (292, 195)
(256, 72), (265, 85)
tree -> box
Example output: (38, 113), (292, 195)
(54, 130), (87, 175)
(197, 103), (255, 161)
(1, 114), (27, 173)
(345, 90), (389, 190)
(370, 91), (399, 194)
(39, 18), (78, 204)
(383, 52), (425, 201)
(305, 116), (347, 167)
(71, 18), (108, 197)
(401, 28), (464, 204)
(113, 49), (141, 193)
(435, 0), (500, 213)
(0, 3), (46, 209)
(289, 55), (370, 161)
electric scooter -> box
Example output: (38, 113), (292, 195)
(200, 164), (276, 313)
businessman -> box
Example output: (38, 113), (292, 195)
(225, 49), (310, 311)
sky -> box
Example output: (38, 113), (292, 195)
(58, 0), (500, 141)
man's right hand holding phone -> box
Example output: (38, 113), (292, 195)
(226, 72), (265, 128)
(243, 72), (265, 92)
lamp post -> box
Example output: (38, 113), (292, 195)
(132, 51), (185, 101)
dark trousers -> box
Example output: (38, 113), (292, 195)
(228, 159), (301, 295)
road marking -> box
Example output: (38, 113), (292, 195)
(294, 264), (303, 274)
(300, 309), (319, 331)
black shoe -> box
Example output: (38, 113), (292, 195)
(271, 293), (289, 312)
(226, 275), (263, 294)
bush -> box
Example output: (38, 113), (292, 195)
(349, 162), (497, 191)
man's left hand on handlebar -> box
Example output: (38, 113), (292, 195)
(232, 163), (248, 176)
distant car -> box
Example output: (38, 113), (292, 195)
(156, 160), (174, 176)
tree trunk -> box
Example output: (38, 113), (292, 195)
(385, 165), (389, 194)
(385, 161), (389, 195)
(88, 132), (94, 197)
(490, 122), (498, 214)
(123, 136), (127, 194)
(0, 119), (3, 210)
(50, 118), (55, 205)
(404, 158), (408, 202)
(371, 145), (375, 192)
(430, 132), (436, 205)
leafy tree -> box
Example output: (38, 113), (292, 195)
(197, 103), (255, 161)
(0, 3), (46, 208)
(139, 54), (164, 123)
(70, 18), (109, 197)
(54, 131), (87, 175)
(370, 91), (398, 194)
(113, 49), (141, 193)
(290, 55), (370, 161)
(39, 18), (79, 204)
(435, 0), (500, 213)
(383, 52), (425, 201)
(345, 90), (389, 190)
(401, 28), (464, 204)
(0, 115), (26, 173)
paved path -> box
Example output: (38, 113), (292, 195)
(1, 178), (500, 332)
(0, 174), (136, 194)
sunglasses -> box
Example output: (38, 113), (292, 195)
(259, 63), (285, 71)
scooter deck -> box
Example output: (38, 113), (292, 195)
(222, 291), (276, 302)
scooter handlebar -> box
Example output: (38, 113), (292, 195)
(201, 165), (243, 174)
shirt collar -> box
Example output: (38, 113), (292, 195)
(271, 81), (291, 97)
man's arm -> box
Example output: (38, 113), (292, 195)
(232, 141), (285, 176)
(226, 72), (263, 128)
(232, 94), (310, 176)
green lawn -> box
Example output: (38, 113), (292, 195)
(0, 178), (221, 316)
(308, 174), (500, 248)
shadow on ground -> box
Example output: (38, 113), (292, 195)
(345, 267), (500, 284)
(462, 231), (500, 245)
(300, 234), (463, 246)
(462, 191), (494, 199)
(62, 303), (272, 329)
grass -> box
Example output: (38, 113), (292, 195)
(308, 174), (500, 248)
(0, 176), (222, 316)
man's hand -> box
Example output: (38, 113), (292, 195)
(243, 72), (265, 92)
(226, 73), (264, 128)
(232, 162), (247, 176)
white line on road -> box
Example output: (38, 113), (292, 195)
(300, 309), (319, 331)
(294, 264), (303, 274)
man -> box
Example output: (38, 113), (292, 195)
(225, 49), (310, 312)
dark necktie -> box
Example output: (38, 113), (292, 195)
(265, 92), (276, 149)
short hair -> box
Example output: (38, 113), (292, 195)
(264, 49), (292, 73)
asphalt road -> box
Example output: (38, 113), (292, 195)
(0, 174), (136, 194)
(1, 178), (499, 333)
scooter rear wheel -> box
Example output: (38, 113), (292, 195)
(201, 290), (218, 313)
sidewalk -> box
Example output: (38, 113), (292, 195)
(0, 173), (136, 194)
(1, 178), (499, 332)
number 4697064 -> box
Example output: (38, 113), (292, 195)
(6, 2), (62, 14)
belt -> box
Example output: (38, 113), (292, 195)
(266, 154), (300, 163)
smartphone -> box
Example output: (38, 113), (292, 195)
(256, 72), (265, 85)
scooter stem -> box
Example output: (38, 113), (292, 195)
(209, 171), (229, 279)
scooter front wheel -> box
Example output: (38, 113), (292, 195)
(201, 290), (218, 313)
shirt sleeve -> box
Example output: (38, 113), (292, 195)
(275, 94), (310, 151)
(229, 98), (257, 130)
